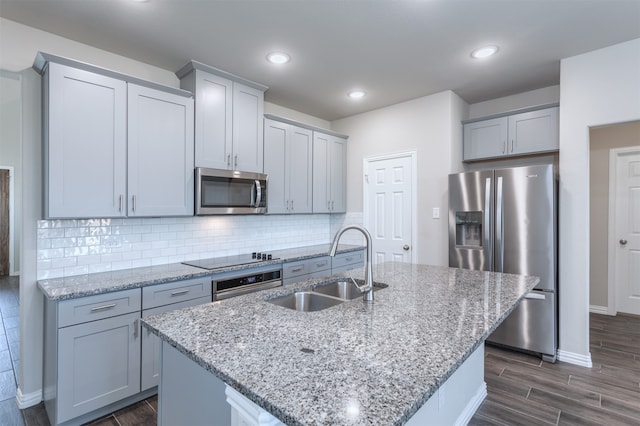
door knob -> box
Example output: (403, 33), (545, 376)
(403, 245), (410, 251)
(620, 239), (628, 245)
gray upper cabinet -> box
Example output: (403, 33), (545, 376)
(463, 105), (559, 162)
(37, 53), (194, 218)
(44, 62), (128, 218)
(264, 118), (313, 214)
(177, 62), (268, 173)
(313, 132), (347, 213)
(127, 84), (194, 216)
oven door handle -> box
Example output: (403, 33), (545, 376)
(253, 180), (262, 208)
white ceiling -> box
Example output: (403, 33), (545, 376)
(2, 0), (639, 121)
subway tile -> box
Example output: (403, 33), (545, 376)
(100, 253), (123, 263)
(37, 228), (65, 239)
(50, 238), (78, 249)
(38, 248), (64, 260)
(37, 268), (64, 280)
(111, 260), (133, 271)
(64, 227), (89, 237)
(89, 264), (113, 274)
(63, 265), (89, 277)
(51, 257), (77, 269)
(64, 246), (89, 257)
(89, 227), (111, 236)
(151, 224), (169, 234)
(131, 259), (152, 269)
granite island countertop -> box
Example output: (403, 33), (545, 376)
(37, 244), (364, 301)
(142, 262), (539, 426)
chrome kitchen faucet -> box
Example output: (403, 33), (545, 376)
(328, 225), (374, 302)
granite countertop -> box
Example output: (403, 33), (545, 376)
(37, 244), (364, 301)
(142, 262), (539, 426)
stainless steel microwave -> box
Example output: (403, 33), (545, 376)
(195, 167), (268, 215)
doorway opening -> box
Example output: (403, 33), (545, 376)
(589, 120), (640, 316)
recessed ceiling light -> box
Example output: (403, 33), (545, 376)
(471, 45), (499, 59)
(266, 52), (290, 65)
(348, 90), (366, 100)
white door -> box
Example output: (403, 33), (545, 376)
(364, 153), (415, 264)
(613, 148), (640, 315)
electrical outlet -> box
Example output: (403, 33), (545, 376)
(432, 207), (440, 219)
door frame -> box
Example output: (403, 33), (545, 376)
(362, 151), (418, 263)
(0, 166), (16, 276)
(607, 146), (640, 315)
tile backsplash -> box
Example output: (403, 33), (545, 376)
(37, 213), (364, 279)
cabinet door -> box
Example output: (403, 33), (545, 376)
(312, 133), (331, 213)
(289, 126), (314, 213)
(509, 107), (559, 155)
(128, 84), (194, 216)
(46, 62), (127, 218)
(263, 119), (288, 214)
(233, 83), (265, 173)
(141, 296), (211, 391)
(57, 312), (140, 423)
(194, 71), (233, 169)
(463, 117), (508, 161)
(329, 136), (347, 213)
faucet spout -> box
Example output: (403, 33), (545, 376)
(328, 225), (374, 302)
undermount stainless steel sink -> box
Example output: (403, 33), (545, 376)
(268, 291), (344, 312)
(267, 279), (388, 312)
(313, 279), (384, 300)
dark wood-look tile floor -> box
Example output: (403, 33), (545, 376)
(3, 272), (639, 426)
(470, 313), (640, 426)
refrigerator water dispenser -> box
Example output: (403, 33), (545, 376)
(455, 211), (482, 247)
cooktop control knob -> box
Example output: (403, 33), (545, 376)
(252, 252), (257, 259)
(267, 254), (273, 260)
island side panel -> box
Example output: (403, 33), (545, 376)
(159, 341), (230, 426)
(406, 342), (486, 426)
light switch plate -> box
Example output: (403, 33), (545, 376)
(432, 207), (440, 219)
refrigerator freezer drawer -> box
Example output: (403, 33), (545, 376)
(488, 290), (557, 358)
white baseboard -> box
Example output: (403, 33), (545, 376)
(557, 349), (593, 368)
(16, 387), (42, 409)
(589, 305), (611, 315)
(455, 382), (487, 426)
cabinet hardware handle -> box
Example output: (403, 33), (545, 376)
(502, 141), (506, 154)
(291, 199), (294, 210)
(170, 289), (190, 296)
(327, 201), (330, 210)
(118, 195), (123, 212)
(234, 155), (238, 167)
(134, 318), (139, 339)
(132, 195), (136, 213)
(345, 257), (353, 262)
(291, 267), (303, 272)
(227, 154), (231, 167)
(331, 201), (335, 211)
(511, 140), (514, 152)
(90, 303), (117, 312)
(316, 262), (327, 267)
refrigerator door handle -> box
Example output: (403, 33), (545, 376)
(496, 176), (504, 272)
(525, 292), (546, 300)
(484, 177), (492, 268)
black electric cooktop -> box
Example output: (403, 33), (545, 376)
(182, 253), (278, 271)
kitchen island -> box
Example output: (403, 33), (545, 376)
(143, 262), (538, 425)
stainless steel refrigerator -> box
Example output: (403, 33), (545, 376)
(448, 164), (558, 362)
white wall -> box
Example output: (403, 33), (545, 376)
(331, 91), (468, 266)
(468, 85), (560, 119)
(559, 38), (640, 363)
(264, 101), (331, 130)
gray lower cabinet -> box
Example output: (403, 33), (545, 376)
(44, 278), (212, 425)
(283, 256), (331, 285)
(44, 289), (142, 425)
(331, 250), (365, 274)
(282, 251), (364, 285)
(141, 277), (212, 391)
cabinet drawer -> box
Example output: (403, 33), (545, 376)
(283, 260), (309, 279)
(58, 289), (141, 328)
(142, 277), (212, 310)
(308, 256), (331, 273)
(331, 250), (364, 270)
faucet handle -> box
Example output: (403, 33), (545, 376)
(349, 276), (371, 293)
